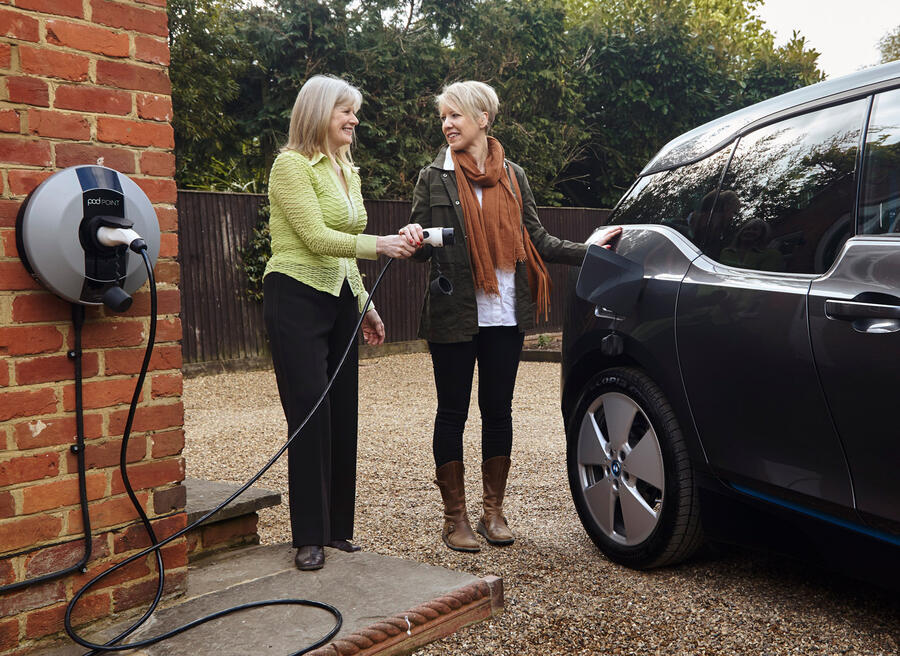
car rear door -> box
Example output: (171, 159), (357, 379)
(808, 89), (900, 534)
(677, 100), (870, 516)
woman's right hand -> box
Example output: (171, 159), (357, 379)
(589, 225), (623, 250)
(376, 234), (418, 258)
(398, 223), (424, 246)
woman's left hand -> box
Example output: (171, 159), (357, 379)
(362, 308), (385, 345)
(589, 226), (623, 249)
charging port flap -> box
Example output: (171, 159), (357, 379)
(576, 244), (644, 316)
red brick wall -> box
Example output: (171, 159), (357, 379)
(0, 0), (184, 652)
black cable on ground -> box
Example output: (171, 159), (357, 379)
(0, 305), (94, 594)
(63, 252), (396, 655)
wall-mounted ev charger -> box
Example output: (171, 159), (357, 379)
(3, 165), (162, 599)
(16, 165), (160, 312)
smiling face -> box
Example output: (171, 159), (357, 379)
(326, 104), (358, 153)
(439, 102), (487, 154)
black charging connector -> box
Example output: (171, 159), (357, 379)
(0, 305), (94, 594)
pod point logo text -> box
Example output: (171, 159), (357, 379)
(87, 197), (121, 207)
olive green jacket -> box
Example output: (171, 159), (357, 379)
(410, 147), (588, 343)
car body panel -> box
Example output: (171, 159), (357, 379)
(562, 226), (705, 464)
(676, 258), (855, 514)
(808, 237), (900, 532)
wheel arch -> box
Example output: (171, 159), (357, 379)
(562, 347), (637, 426)
(562, 336), (709, 473)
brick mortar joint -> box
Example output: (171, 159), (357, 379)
(3, 1), (168, 21)
(14, 38), (170, 70)
(0, 509), (188, 562)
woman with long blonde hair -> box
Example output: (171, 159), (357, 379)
(264, 75), (416, 570)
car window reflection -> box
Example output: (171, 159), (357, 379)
(860, 88), (900, 236)
(717, 100), (867, 274)
(611, 148), (731, 251)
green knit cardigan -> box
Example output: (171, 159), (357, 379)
(264, 150), (378, 313)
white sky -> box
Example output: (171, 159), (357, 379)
(756, 0), (900, 79)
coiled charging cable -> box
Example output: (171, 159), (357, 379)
(65, 247), (397, 655)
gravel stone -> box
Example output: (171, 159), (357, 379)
(183, 353), (900, 656)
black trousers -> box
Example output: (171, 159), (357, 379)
(263, 272), (359, 546)
(428, 326), (525, 468)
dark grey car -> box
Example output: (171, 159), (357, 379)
(561, 60), (900, 572)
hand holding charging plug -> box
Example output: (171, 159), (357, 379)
(398, 223), (455, 296)
(398, 222), (424, 247)
(398, 223), (455, 248)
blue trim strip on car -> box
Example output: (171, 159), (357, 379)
(731, 484), (900, 547)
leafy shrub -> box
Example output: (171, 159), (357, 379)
(239, 203), (271, 303)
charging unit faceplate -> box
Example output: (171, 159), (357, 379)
(16, 166), (160, 305)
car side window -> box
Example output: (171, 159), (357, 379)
(713, 99), (868, 274)
(860, 88), (900, 235)
(611, 147), (731, 248)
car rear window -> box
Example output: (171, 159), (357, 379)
(711, 99), (868, 274)
(860, 88), (900, 235)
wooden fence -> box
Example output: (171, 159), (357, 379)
(177, 190), (609, 372)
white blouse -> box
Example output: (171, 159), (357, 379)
(443, 149), (517, 327)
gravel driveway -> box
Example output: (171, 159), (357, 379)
(183, 353), (900, 656)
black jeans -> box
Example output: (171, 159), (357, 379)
(263, 273), (359, 546)
(428, 326), (525, 468)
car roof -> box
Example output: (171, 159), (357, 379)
(641, 59), (900, 176)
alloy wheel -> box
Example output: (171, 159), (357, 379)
(576, 391), (665, 546)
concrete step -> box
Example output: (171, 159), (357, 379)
(32, 543), (502, 656)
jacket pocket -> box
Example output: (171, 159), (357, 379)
(429, 184), (452, 207)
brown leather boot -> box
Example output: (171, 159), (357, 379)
(476, 456), (514, 545)
(434, 461), (480, 552)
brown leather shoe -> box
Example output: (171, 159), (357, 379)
(295, 545), (324, 570)
(327, 539), (361, 553)
(476, 456), (515, 545)
(434, 461), (480, 552)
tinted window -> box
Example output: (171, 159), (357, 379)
(611, 147), (731, 247)
(860, 88), (900, 235)
(713, 100), (867, 274)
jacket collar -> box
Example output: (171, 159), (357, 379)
(429, 146), (510, 172)
(429, 147), (451, 170)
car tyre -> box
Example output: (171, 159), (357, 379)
(567, 367), (702, 568)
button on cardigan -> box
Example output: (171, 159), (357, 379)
(264, 150), (378, 313)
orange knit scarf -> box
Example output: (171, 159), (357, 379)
(451, 137), (551, 320)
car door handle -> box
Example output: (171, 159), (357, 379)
(825, 299), (900, 334)
(824, 299), (900, 321)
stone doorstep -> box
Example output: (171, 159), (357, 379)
(183, 477), (281, 528)
(308, 575), (503, 656)
(30, 544), (503, 656)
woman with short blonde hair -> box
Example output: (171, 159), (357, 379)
(435, 81), (499, 131)
(264, 74), (416, 571)
(399, 80), (620, 553)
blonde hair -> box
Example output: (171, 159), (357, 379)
(436, 81), (499, 131)
(283, 75), (362, 167)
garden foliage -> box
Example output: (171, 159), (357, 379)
(170, 0), (832, 207)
